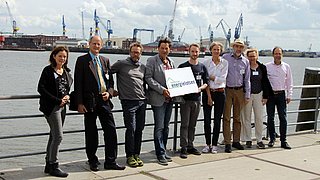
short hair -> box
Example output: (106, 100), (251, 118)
(272, 46), (283, 55)
(129, 42), (143, 52)
(189, 43), (200, 50)
(158, 37), (172, 48)
(246, 48), (259, 57)
(49, 46), (70, 71)
(89, 35), (104, 45)
(209, 41), (224, 52)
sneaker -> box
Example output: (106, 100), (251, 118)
(202, 145), (211, 153)
(257, 141), (265, 149)
(187, 147), (201, 155)
(134, 154), (143, 167)
(127, 155), (139, 167)
(180, 147), (188, 159)
(165, 154), (172, 162)
(211, 146), (218, 154)
(157, 156), (168, 166)
(246, 141), (252, 148)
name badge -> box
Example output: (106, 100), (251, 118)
(240, 69), (245, 75)
(196, 75), (202, 80)
(105, 74), (109, 80)
(252, 71), (259, 76)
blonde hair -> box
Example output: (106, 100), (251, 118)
(245, 48), (259, 57)
(209, 41), (224, 52)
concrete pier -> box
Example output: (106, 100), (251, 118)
(1, 131), (320, 180)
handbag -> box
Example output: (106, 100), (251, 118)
(69, 91), (78, 111)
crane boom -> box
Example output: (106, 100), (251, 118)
(5, 1), (19, 36)
(207, 24), (214, 43)
(216, 19), (231, 49)
(62, 15), (66, 36)
(178, 28), (185, 42)
(168, 0), (177, 40)
(234, 13), (243, 40)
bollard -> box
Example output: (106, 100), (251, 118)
(296, 67), (320, 132)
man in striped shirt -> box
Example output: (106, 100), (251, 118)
(265, 46), (293, 149)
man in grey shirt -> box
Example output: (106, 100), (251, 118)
(110, 42), (147, 167)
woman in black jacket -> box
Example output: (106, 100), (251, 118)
(37, 46), (72, 177)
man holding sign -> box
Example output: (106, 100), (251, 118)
(178, 43), (209, 159)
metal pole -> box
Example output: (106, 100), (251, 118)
(173, 103), (179, 152)
(314, 87), (320, 133)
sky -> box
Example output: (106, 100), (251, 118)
(1, 0), (320, 51)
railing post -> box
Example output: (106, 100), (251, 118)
(314, 87), (320, 133)
(173, 103), (179, 152)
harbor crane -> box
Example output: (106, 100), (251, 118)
(5, 1), (19, 36)
(93, 9), (113, 48)
(132, 28), (154, 43)
(62, 15), (66, 36)
(168, 0), (177, 40)
(234, 13), (243, 40)
(207, 24), (214, 43)
(216, 19), (232, 50)
(178, 28), (185, 42)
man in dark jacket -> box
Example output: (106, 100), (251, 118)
(74, 35), (125, 171)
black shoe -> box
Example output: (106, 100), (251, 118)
(257, 141), (266, 149)
(157, 156), (168, 166)
(232, 142), (244, 150)
(225, 144), (232, 153)
(281, 142), (291, 149)
(44, 162), (49, 173)
(49, 163), (68, 177)
(180, 147), (188, 159)
(268, 140), (275, 147)
(89, 163), (99, 171)
(246, 141), (252, 148)
(187, 147), (201, 155)
(165, 154), (172, 162)
(104, 163), (126, 170)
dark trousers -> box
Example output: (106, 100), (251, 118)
(202, 91), (225, 146)
(266, 92), (287, 142)
(84, 97), (117, 165)
(121, 100), (146, 158)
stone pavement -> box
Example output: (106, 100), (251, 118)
(1, 131), (320, 180)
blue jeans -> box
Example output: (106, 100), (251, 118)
(266, 92), (287, 142)
(121, 100), (146, 157)
(202, 91), (225, 146)
(152, 102), (173, 157)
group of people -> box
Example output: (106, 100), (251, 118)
(37, 35), (293, 177)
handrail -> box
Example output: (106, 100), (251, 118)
(0, 85), (319, 160)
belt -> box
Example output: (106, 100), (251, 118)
(273, 90), (285, 94)
(226, 86), (243, 90)
(210, 88), (224, 92)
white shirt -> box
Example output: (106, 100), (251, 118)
(203, 57), (228, 89)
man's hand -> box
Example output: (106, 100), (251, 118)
(102, 92), (110, 101)
(163, 89), (171, 98)
(78, 104), (87, 113)
(286, 98), (291, 104)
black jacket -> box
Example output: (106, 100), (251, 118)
(74, 53), (114, 112)
(37, 65), (73, 116)
(257, 61), (272, 99)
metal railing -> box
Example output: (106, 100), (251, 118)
(0, 85), (319, 160)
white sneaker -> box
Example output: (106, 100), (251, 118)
(202, 145), (211, 153)
(211, 146), (218, 154)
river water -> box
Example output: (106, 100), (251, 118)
(0, 50), (319, 170)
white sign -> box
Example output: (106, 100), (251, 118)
(165, 67), (199, 97)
